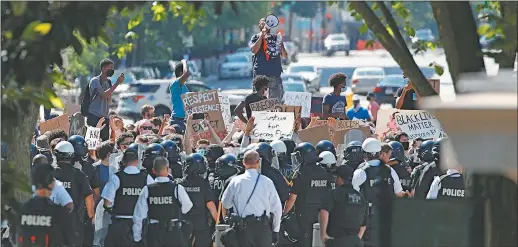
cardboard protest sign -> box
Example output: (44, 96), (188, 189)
(249, 98), (281, 112)
(219, 95), (232, 132)
(251, 111), (295, 141)
(69, 112), (85, 136)
(283, 92), (312, 118)
(310, 97), (323, 117)
(297, 124), (331, 145)
(182, 90), (227, 141)
(394, 110), (446, 139)
(374, 108), (400, 140)
(85, 126), (101, 150)
(269, 105), (302, 117)
(333, 126), (372, 145)
(64, 102), (81, 118)
(39, 115), (70, 134)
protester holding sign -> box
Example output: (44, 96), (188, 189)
(86, 59), (124, 141)
(323, 73), (348, 120)
(169, 59), (191, 134)
(249, 17), (288, 100)
(234, 75), (269, 123)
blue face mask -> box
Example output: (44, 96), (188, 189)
(197, 148), (206, 156)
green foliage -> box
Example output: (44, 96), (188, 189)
(429, 62), (445, 76)
(65, 31), (110, 78)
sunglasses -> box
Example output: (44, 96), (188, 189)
(141, 126), (153, 130)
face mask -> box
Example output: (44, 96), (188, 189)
(106, 69), (115, 77)
(197, 149), (206, 156)
(401, 142), (410, 150)
(152, 129), (159, 134)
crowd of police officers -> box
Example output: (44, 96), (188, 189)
(11, 130), (466, 247)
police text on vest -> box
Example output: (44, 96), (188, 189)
(149, 196), (174, 204)
(441, 188), (465, 197)
(21, 215), (52, 227)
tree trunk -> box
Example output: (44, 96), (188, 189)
(431, 1), (485, 92)
(349, 1), (437, 97)
(499, 1), (517, 69)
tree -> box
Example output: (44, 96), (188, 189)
(65, 32), (111, 78)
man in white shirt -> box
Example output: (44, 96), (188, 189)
(221, 150), (283, 247)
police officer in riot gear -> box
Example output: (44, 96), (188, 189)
(415, 138), (447, 199)
(142, 143), (167, 179)
(319, 151), (338, 190)
(351, 138), (405, 247)
(68, 135), (100, 247)
(409, 140), (435, 198)
(316, 140), (336, 157)
(52, 141), (94, 247)
(254, 143), (290, 205)
(19, 163), (74, 247)
(320, 165), (368, 247)
(181, 153), (218, 247)
(219, 151), (248, 220)
(132, 157), (193, 247)
(160, 140), (183, 180)
(271, 140), (294, 179)
(283, 142), (332, 247)
(342, 141), (364, 170)
(103, 143), (154, 247)
(205, 144), (225, 175)
(426, 146), (465, 200)
(388, 141), (412, 192)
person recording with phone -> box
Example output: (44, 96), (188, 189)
(87, 59), (124, 141)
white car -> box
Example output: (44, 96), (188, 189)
(218, 53), (253, 80)
(116, 79), (212, 120)
(351, 67), (385, 95)
(324, 33), (351, 56)
(285, 64), (321, 93)
(283, 79), (308, 93)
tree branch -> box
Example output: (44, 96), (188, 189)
(378, 2), (407, 52)
(349, 1), (437, 96)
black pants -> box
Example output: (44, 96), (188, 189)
(147, 223), (186, 247)
(187, 216), (212, 247)
(235, 219), (272, 247)
(105, 218), (136, 247)
(326, 235), (364, 247)
(87, 113), (109, 141)
(83, 220), (94, 247)
(297, 208), (319, 247)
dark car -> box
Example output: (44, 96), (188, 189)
(372, 75), (407, 106)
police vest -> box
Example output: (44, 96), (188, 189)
(360, 163), (394, 205)
(327, 187), (367, 237)
(52, 166), (80, 207)
(208, 172), (225, 201)
(392, 163), (411, 191)
(437, 173), (465, 200)
(181, 176), (208, 217)
(113, 171), (148, 216)
(19, 197), (60, 247)
(303, 165), (332, 207)
(147, 182), (181, 221)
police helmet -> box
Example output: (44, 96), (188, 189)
(254, 142), (275, 164)
(362, 138), (381, 159)
(389, 141), (405, 163)
(282, 138), (296, 154)
(160, 140), (180, 158)
(54, 141), (75, 162)
(319, 151), (336, 165)
(205, 144), (225, 162)
(293, 142), (322, 163)
(315, 140), (336, 156)
(32, 154), (49, 166)
(344, 141), (363, 163)
(418, 140), (435, 163)
(143, 143), (166, 158)
(68, 135), (88, 157)
(270, 140), (287, 154)
(184, 153), (207, 175)
(123, 143), (139, 162)
(216, 154), (238, 178)
(434, 137), (447, 153)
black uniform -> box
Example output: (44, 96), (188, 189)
(409, 163), (427, 193)
(207, 171), (225, 207)
(291, 165), (333, 247)
(321, 185), (368, 247)
(436, 173), (465, 200)
(390, 163), (411, 192)
(415, 161), (441, 199)
(18, 197), (73, 247)
(261, 164), (290, 204)
(181, 175), (216, 247)
(77, 158), (100, 247)
(52, 164), (93, 247)
(105, 171), (148, 247)
(146, 182), (186, 247)
(279, 156), (294, 180)
(359, 163), (394, 247)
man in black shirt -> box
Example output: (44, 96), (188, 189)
(234, 75), (269, 123)
(394, 78), (418, 110)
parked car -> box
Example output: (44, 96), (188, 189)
(283, 79), (308, 93)
(324, 33), (351, 56)
(372, 74), (407, 106)
(285, 64), (321, 93)
(282, 42), (299, 65)
(218, 53), (253, 80)
(351, 67), (385, 95)
(116, 79), (212, 120)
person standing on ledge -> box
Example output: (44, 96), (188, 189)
(249, 17), (288, 101)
